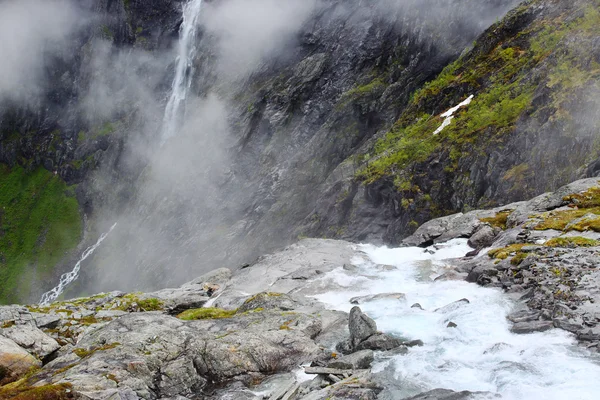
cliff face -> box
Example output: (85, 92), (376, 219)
(305, 0), (600, 245)
(3, 0), (600, 302)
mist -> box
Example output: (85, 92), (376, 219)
(0, 0), (79, 104)
(38, 0), (528, 297)
(201, 0), (320, 79)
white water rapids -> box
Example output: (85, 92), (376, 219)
(39, 223), (116, 305)
(310, 239), (600, 399)
(161, 0), (204, 142)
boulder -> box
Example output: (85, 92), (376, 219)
(468, 224), (497, 249)
(1, 324), (60, 359)
(354, 334), (403, 352)
(349, 307), (377, 347)
(510, 321), (554, 334)
(0, 335), (41, 378)
(328, 350), (374, 370)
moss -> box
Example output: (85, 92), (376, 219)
(544, 237), (599, 248)
(73, 343), (120, 359)
(243, 292), (282, 304)
(0, 383), (74, 400)
(510, 252), (527, 266)
(2, 320), (16, 328)
(0, 165), (82, 304)
(488, 243), (528, 260)
(480, 210), (513, 230)
(101, 25), (114, 40)
(357, 44), (534, 184)
(355, 3), (600, 191)
(177, 307), (237, 321)
(534, 207), (600, 232)
(102, 293), (164, 312)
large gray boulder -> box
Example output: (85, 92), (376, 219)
(349, 307), (377, 347)
(0, 335), (42, 378)
(1, 324), (60, 359)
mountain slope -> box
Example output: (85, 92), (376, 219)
(303, 0), (600, 245)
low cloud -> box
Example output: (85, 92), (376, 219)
(0, 0), (79, 104)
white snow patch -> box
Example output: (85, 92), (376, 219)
(433, 95), (474, 135)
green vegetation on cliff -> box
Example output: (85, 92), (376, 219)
(356, 2), (600, 196)
(0, 165), (82, 304)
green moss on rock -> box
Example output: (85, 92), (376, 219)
(177, 307), (237, 321)
(544, 237), (599, 248)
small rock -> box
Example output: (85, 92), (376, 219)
(404, 339), (424, 347)
(510, 321), (554, 334)
(506, 310), (541, 323)
(468, 224), (497, 249)
(354, 333), (403, 351)
(328, 349), (374, 370)
(446, 322), (458, 328)
(578, 327), (600, 341)
(411, 303), (424, 310)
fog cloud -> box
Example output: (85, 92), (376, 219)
(0, 0), (79, 103)
(202, 0), (319, 79)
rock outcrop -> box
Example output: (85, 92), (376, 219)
(404, 178), (600, 351)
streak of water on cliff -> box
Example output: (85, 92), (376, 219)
(161, 0), (203, 142)
(312, 239), (600, 399)
(39, 223), (117, 305)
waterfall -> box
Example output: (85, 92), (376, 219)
(39, 223), (117, 305)
(161, 0), (204, 142)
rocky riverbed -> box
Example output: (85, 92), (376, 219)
(2, 179), (600, 399)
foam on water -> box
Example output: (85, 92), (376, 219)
(312, 239), (600, 399)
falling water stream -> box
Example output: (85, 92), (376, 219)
(39, 223), (117, 305)
(161, 0), (204, 142)
(39, 0), (205, 304)
(310, 239), (600, 399)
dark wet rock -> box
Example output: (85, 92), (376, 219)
(507, 310), (541, 323)
(404, 339), (424, 347)
(350, 293), (406, 305)
(510, 320), (554, 334)
(553, 318), (583, 333)
(411, 303), (424, 310)
(354, 333), (403, 352)
(349, 307), (378, 348)
(447, 322), (458, 328)
(328, 350), (374, 370)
